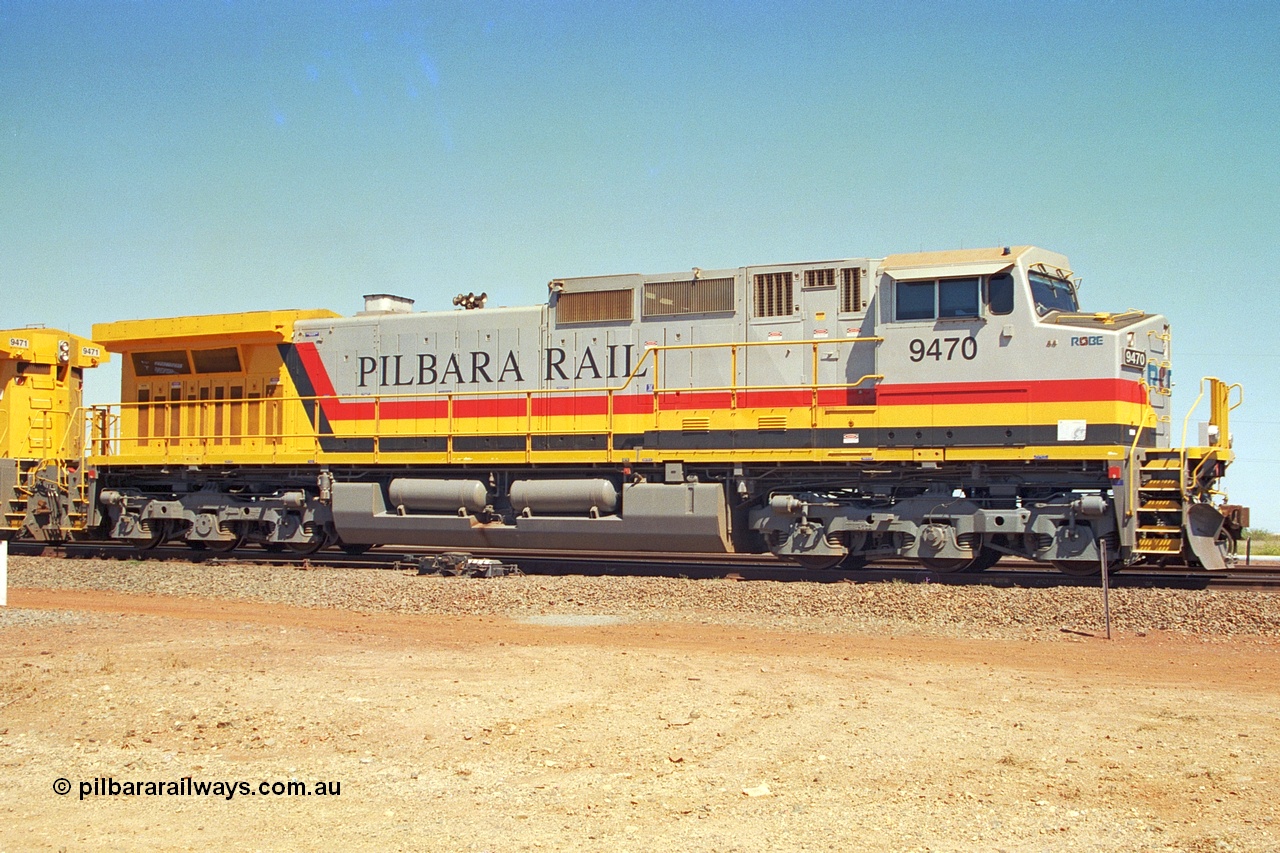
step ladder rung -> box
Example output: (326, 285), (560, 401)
(1135, 541), (1182, 554)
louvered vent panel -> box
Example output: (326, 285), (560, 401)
(753, 273), (794, 318)
(556, 289), (634, 324)
(757, 416), (787, 431)
(681, 417), (710, 432)
(642, 277), (734, 317)
(803, 268), (835, 288)
(840, 268), (863, 312)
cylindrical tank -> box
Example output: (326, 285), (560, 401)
(388, 479), (491, 514)
(509, 479), (620, 515)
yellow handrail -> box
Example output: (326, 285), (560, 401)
(1051, 309), (1146, 325)
(1125, 404), (1161, 519)
(1210, 380), (1243, 450)
(1180, 376), (1238, 450)
(1179, 379), (1209, 449)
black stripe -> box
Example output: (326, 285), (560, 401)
(319, 437), (375, 453)
(644, 425), (1157, 451)
(277, 344), (333, 436)
(454, 435), (526, 452)
(531, 434), (608, 451)
(380, 436), (448, 453)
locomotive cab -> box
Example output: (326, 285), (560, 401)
(871, 246), (1173, 452)
(749, 246), (1235, 572)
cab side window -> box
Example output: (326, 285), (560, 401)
(938, 277), (980, 318)
(896, 281), (935, 320)
(987, 273), (1014, 315)
(896, 277), (982, 320)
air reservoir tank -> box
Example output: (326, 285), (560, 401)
(509, 479), (620, 515)
(388, 479), (491, 514)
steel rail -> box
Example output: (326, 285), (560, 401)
(8, 541), (1279, 591)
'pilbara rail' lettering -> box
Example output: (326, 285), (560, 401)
(356, 345), (648, 388)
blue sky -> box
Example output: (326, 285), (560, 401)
(2, 1), (1277, 528)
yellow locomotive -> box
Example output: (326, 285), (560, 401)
(0, 328), (108, 539)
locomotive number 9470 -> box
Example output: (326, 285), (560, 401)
(908, 336), (978, 362)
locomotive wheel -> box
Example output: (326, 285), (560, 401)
(920, 556), (976, 573)
(839, 552), (868, 570)
(132, 522), (166, 551)
(793, 554), (845, 570)
(186, 530), (244, 553)
(287, 530), (331, 555)
(1051, 560), (1101, 577)
(202, 532), (244, 553)
(966, 548), (1003, 573)
(1052, 557), (1122, 577)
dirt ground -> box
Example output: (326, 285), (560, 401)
(2, 586), (1278, 852)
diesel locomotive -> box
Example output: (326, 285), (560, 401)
(0, 245), (1246, 574)
(0, 329), (107, 540)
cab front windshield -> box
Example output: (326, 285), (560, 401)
(1029, 271), (1078, 316)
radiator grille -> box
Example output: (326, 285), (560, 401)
(753, 273), (794, 318)
(840, 267), (864, 312)
(803, 268), (835, 288)
(556, 289), (633, 324)
(642, 277), (734, 317)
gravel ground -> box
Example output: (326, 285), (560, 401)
(0, 606), (97, 630)
(8, 554), (1280, 640)
(5, 554), (1280, 851)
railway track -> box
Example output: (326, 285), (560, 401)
(9, 540), (1280, 591)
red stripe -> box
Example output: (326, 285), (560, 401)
(292, 347), (1145, 424)
(664, 389), (877, 408)
(878, 378), (1146, 406)
(613, 395), (655, 415)
(295, 343), (337, 397)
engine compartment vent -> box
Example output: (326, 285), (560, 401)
(753, 273), (794, 318)
(556, 289), (634, 324)
(643, 277), (734, 317)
